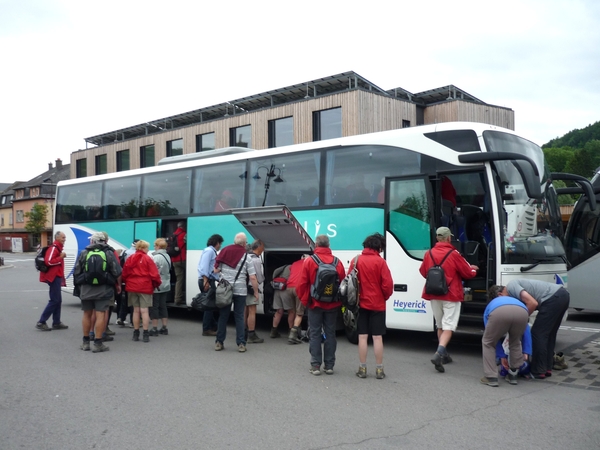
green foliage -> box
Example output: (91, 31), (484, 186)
(24, 203), (48, 234)
(542, 121), (600, 149)
(395, 193), (430, 223)
(543, 147), (574, 173)
(551, 180), (576, 205)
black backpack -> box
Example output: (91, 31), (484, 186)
(310, 255), (340, 303)
(424, 249), (454, 296)
(166, 231), (182, 257)
(35, 245), (54, 272)
(81, 248), (114, 285)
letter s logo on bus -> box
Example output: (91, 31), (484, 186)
(303, 221), (337, 238)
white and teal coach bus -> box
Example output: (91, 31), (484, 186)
(55, 122), (589, 340)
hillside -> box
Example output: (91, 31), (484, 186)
(542, 120), (600, 149)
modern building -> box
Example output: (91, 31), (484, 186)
(0, 159), (70, 252)
(71, 71), (514, 178)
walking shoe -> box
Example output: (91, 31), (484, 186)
(116, 319), (125, 327)
(202, 330), (217, 336)
(36, 322), (51, 331)
(132, 329), (140, 341)
(247, 332), (264, 344)
(270, 327), (281, 338)
(102, 335), (114, 342)
(505, 368), (518, 385)
(309, 366), (321, 376)
(159, 327), (168, 335)
(52, 322), (68, 330)
(431, 352), (445, 373)
(215, 341), (224, 351)
(324, 368), (334, 375)
(89, 332), (95, 341)
(104, 327), (115, 336)
(356, 366), (367, 378)
(442, 354), (453, 364)
(530, 372), (546, 380)
(553, 352), (568, 370)
(288, 327), (302, 344)
(80, 341), (90, 351)
(480, 376), (499, 387)
(143, 331), (150, 343)
(148, 328), (159, 337)
(544, 370), (552, 378)
(376, 368), (386, 379)
(238, 344), (247, 353)
(92, 343), (110, 353)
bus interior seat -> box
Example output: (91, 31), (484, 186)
(451, 240), (480, 266)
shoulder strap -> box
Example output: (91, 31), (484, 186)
(311, 254), (322, 265)
(233, 253), (247, 283)
(158, 252), (171, 269)
(439, 249), (454, 267)
(429, 249), (439, 266)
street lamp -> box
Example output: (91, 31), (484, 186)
(253, 164), (284, 206)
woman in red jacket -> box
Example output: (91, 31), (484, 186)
(350, 233), (393, 380)
(122, 240), (161, 342)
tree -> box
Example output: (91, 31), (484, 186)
(543, 147), (574, 173)
(24, 203), (49, 237)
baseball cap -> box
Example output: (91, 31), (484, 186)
(436, 227), (454, 238)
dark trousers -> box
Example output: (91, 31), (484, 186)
(39, 277), (62, 325)
(530, 288), (570, 375)
(198, 279), (217, 331)
(118, 290), (132, 322)
(307, 307), (338, 369)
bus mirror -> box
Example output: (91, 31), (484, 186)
(551, 173), (598, 211)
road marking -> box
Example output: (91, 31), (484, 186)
(560, 326), (600, 333)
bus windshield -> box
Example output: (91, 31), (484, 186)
(484, 131), (565, 264)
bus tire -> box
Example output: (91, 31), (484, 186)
(345, 325), (358, 345)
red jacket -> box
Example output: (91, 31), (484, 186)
(171, 227), (186, 262)
(39, 240), (65, 285)
(297, 246), (345, 310)
(348, 248), (393, 311)
(122, 250), (162, 295)
(286, 259), (304, 288)
(419, 241), (477, 302)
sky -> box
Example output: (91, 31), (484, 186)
(1, 0), (599, 183)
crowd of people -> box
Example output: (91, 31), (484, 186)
(36, 227), (570, 384)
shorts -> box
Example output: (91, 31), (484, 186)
(81, 298), (111, 312)
(128, 292), (153, 308)
(150, 291), (169, 320)
(357, 309), (386, 336)
(273, 287), (295, 311)
(430, 300), (461, 331)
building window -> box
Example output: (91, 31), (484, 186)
(76, 159), (87, 178)
(0, 214), (4, 226)
(16, 210), (24, 223)
(140, 144), (155, 168)
(402, 120), (411, 128)
(95, 154), (107, 175)
(230, 125), (251, 148)
(117, 150), (130, 172)
(196, 132), (215, 152)
(167, 139), (183, 157)
(268, 117), (294, 148)
(9, 212), (12, 226)
(313, 107), (342, 141)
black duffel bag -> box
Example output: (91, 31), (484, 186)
(191, 288), (217, 312)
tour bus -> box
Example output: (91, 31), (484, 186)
(55, 121), (588, 340)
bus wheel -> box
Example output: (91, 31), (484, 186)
(342, 307), (359, 345)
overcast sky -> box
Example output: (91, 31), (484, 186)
(1, 0), (599, 183)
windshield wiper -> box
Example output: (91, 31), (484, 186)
(519, 259), (559, 272)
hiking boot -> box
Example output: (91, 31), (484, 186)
(116, 319), (125, 327)
(89, 332), (95, 341)
(143, 330), (149, 343)
(356, 366), (367, 378)
(553, 352), (568, 370)
(442, 354), (453, 364)
(530, 373), (546, 380)
(376, 368), (386, 379)
(324, 368), (334, 375)
(288, 327), (302, 345)
(202, 330), (217, 336)
(431, 352), (445, 373)
(545, 370), (552, 378)
(505, 368), (518, 385)
(159, 327), (168, 335)
(102, 335), (114, 342)
(215, 341), (224, 351)
(480, 376), (499, 387)
(52, 322), (68, 330)
(247, 332), (264, 344)
(104, 327), (115, 336)
(270, 327), (281, 338)
(80, 341), (90, 351)
(309, 366), (321, 376)
(36, 322), (51, 331)
(92, 342), (110, 353)
(148, 328), (159, 337)
(238, 344), (246, 353)
(132, 329), (140, 341)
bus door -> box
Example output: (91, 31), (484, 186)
(385, 175), (436, 332)
(133, 220), (160, 246)
(230, 206), (315, 315)
(562, 172), (600, 310)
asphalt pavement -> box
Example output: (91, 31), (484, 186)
(1, 253), (599, 450)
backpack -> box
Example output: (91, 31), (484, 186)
(310, 255), (340, 303)
(424, 249), (454, 296)
(271, 264), (291, 290)
(166, 231), (182, 257)
(35, 245), (54, 272)
(82, 248), (114, 285)
(339, 255), (360, 307)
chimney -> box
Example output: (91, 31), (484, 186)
(48, 162), (53, 170)
(55, 158), (63, 169)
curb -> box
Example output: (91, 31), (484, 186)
(0, 264), (15, 270)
